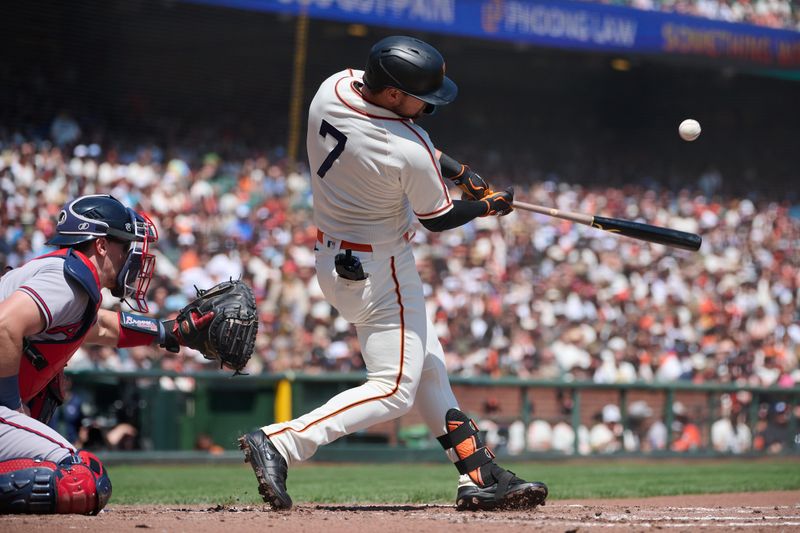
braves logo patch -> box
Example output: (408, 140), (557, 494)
(123, 313), (159, 332)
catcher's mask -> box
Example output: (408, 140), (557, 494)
(47, 194), (159, 313)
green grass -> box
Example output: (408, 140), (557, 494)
(107, 458), (800, 505)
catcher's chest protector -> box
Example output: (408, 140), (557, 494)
(18, 249), (102, 403)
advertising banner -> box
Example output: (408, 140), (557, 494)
(186, 0), (800, 68)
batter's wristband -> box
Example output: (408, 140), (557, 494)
(0, 375), (22, 410)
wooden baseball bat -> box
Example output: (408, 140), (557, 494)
(512, 201), (702, 251)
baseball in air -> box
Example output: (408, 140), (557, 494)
(679, 119), (701, 141)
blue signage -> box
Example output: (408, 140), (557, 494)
(186, 0), (800, 67)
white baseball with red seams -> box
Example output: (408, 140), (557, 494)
(258, 69), (461, 465)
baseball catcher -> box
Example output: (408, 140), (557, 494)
(2, 195), (259, 515)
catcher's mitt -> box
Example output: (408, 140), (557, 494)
(162, 279), (258, 373)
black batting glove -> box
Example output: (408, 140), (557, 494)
(453, 166), (491, 200)
(481, 187), (514, 217)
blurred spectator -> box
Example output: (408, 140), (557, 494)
(623, 400), (654, 451)
(0, 114), (798, 386)
(551, 416), (579, 454)
(106, 423), (138, 450)
(671, 401), (703, 452)
(195, 433), (225, 455)
(506, 420), (527, 455)
(711, 394), (752, 453)
(526, 418), (554, 452)
(50, 111), (82, 147)
(587, 0), (800, 30)
(645, 416), (669, 452)
(589, 404), (623, 453)
(476, 397), (503, 451)
(754, 401), (792, 453)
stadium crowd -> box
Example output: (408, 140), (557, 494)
(2, 118), (799, 390)
(2, 117), (798, 453)
(590, 0), (800, 30)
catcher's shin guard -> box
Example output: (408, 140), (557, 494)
(438, 408), (548, 511)
(239, 430), (292, 510)
(0, 451), (111, 515)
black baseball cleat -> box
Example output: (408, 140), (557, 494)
(456, 467), (548, 511)
(238, 430), (292, 510)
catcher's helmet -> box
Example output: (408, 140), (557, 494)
(363, 35), (457, 112)
(48, 194), (146, 246)
(47, 194), (158, 313)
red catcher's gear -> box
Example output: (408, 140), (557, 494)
(18, 248), (102, 404)
(0, 451), (111, 514)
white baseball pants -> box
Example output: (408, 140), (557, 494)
(261, 240), (458, 466)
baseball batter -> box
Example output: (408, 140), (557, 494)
(240, 36), (548, 512)
(0, 194), (214, 514)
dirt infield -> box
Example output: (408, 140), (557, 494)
(4, 491), (799, 532)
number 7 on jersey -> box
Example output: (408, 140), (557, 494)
(317, 119), (347, 178)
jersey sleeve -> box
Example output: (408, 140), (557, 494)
(17, 264), (88, 332)
(397, 124), (453, 220)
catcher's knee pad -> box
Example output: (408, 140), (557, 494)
(69, 450), (112, 514)
(0, 452), (111, 515)
(437, 408), (496, 487)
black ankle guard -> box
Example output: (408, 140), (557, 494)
(437, 409), (495, 475)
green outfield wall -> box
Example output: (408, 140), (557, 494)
(64, 370), (799, 460)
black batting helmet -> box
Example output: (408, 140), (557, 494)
(363, 36), (457, 111)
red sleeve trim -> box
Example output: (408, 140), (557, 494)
(19, 286), (52, 329)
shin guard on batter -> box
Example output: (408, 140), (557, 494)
(437, 408), (548, 511)
(0, 451), (111, 515)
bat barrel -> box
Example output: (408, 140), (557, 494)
(592, 216), (702, 251)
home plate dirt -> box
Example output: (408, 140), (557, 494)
(3, 491), (799, 532)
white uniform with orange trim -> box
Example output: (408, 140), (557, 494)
(260, 69), (460, 465)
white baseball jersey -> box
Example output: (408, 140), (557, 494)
(307, 69), (453, 245)
(261, 68), (461, 470)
